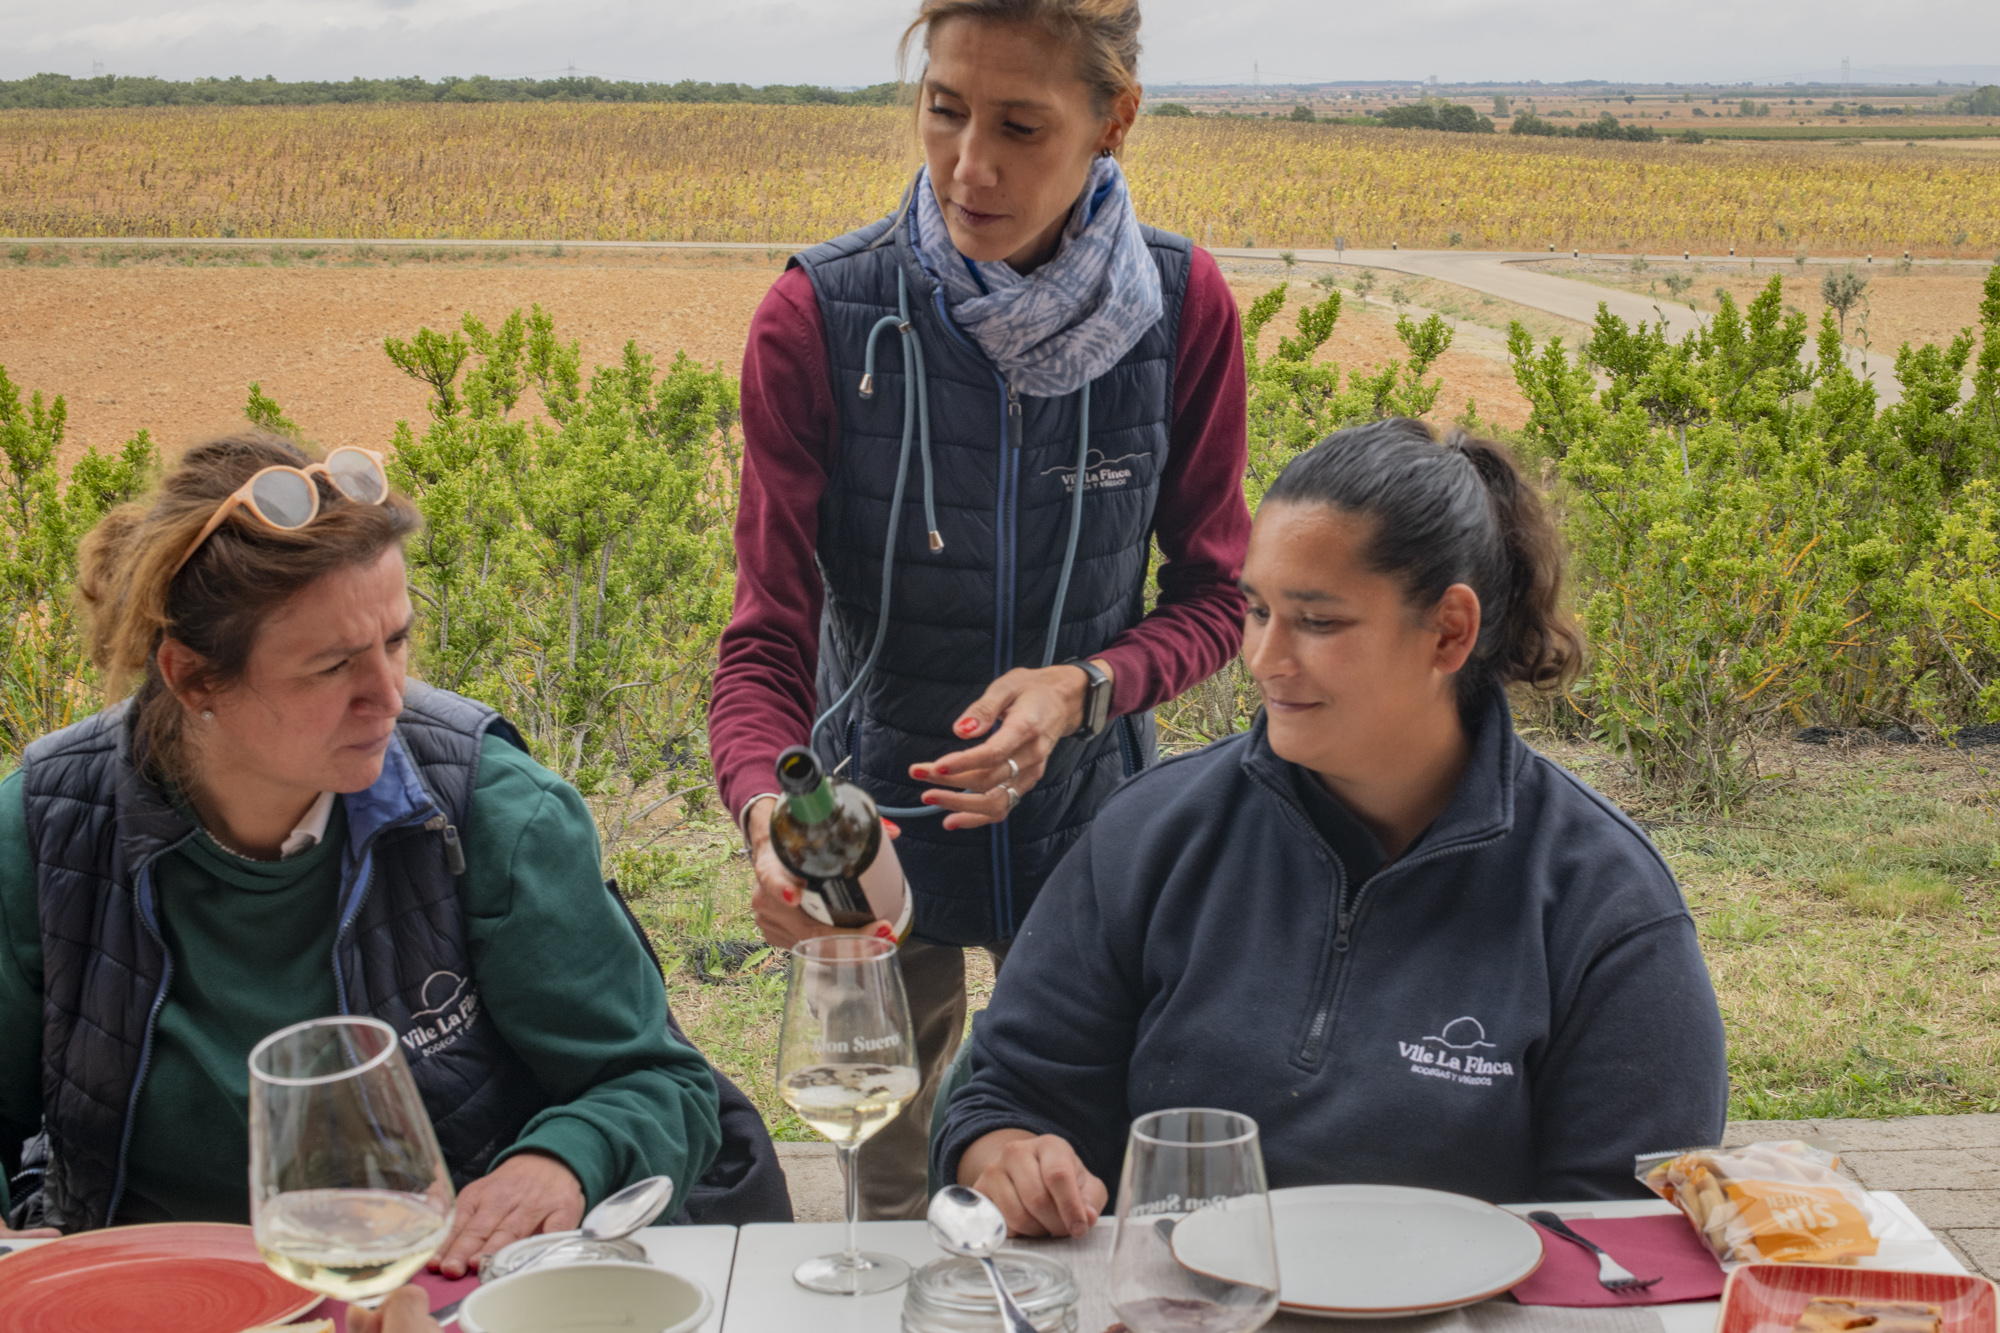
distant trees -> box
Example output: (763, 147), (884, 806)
(1149, 102), (1194, 117)
(1511, 110), (1661, 142)
(1945, 86), (2000, 116)
(0, 71), (902, 110)
(1289, 104), (1316, 122)
(1378, 102), (1495, 133)
(1821, 265), (1869, 339)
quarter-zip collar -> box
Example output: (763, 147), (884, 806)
(1239, 686), (1520, 871)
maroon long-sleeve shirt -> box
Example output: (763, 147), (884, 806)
(709, 250), (1251, 825)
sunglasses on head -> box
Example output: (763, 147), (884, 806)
(170, 447), (391, 578)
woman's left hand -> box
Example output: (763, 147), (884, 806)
(430, 1150), (584, 1278)
(911, 662), (1108, 830)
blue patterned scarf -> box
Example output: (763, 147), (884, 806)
(912, 155), (1162, 399)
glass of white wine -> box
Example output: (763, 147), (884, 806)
(249, 1016), (455, 1305)
(776, 934), (920, 1295)
(1109, 1109), (1279, 1333)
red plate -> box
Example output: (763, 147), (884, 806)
(1718, 1263), (1999, 1333)
(0, 1222), (319, 1333)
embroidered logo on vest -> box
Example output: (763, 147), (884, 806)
(1041, 450), (1144, 494)
(401, 969), (483, 1062)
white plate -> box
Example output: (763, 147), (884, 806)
(1173, 1184), (1545, 1320)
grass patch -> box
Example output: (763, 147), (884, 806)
(1824, 867), (1963, 917)
(1543, 733), (2000, 1119)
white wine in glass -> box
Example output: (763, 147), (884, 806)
(249, 1016), (455, 1304)
(776, 934), (919, 1295)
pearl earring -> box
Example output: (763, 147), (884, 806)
(201, 710), (214, 721)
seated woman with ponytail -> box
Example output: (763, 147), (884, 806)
(0, 434), (785, 1264)
(934, 419), (1730, 1237)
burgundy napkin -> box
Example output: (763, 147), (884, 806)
(1509, 1214), (1725, 1307)
(303, 1267), (480, 1327)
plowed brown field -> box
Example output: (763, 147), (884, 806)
(0, 249), (1530, 466)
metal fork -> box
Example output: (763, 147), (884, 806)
(1528, 1211), (1663, 1294)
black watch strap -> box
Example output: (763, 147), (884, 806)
(1066, 658), (1114, 739)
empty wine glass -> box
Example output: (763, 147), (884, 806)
(249, 1016), (455, 1304)
(776, 934), (920, 1295)
(1109, 1108), (1280, 1333)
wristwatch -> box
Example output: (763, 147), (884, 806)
(1066, 658), (1114, 739)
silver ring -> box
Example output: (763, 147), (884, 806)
(999, 784), (1020, 811)
(1005, 757), (1020, 781)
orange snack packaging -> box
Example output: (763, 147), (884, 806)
(1636, 1140), (1880, 1269)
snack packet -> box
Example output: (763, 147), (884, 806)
(1636, 1140), (1879, 1268)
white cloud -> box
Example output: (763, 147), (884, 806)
(1, 0), (1995, 86)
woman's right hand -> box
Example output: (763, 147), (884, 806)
(959, 1129), (1107, 1238)
(745, 798), (895, 951)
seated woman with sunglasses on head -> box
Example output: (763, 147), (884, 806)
(934, 419), (1729, 1237)
(0, 434), (787, 1267)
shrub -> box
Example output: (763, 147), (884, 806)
(1505, 264), (2000, 806)
(383, 307), (738, 793)
(0, 367), (157, 762)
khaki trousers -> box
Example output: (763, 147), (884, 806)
(855, 936), (1009, 1221)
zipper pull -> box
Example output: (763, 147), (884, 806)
(1334, 910), (1353, 953)
(1007, 380), (1021, 417)
(426, 816), (466, 875)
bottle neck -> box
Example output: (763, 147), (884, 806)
(786, 779), (837, 825)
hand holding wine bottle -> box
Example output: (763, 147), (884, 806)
(747, 747), (907, 951)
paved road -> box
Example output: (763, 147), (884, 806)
(1210, 247), (1963, 407)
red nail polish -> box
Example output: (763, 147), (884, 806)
(876, 924), (895, 939)
(935, 765), (951, 776)
(783, 888), (798, 904)
(920, 795), (937, 806)
(882, 819), (901, 834)
(957, 719), (977, 735)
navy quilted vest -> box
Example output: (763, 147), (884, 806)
(794, 214), (1192, 946)
(16, 683), (790, 1232)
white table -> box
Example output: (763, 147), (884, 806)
(631, 1225), (740, 1333)
(0, 1195), (1967, 1332)
(718, 1196), (1970, 1333)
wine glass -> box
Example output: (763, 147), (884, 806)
(1109, 1108), (1280, 1333)
(776, 934), (920, 1295)
(249, 1016), (456, 1304)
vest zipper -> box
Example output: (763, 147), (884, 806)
(996, 379), (1023, 935)
(426, 814), (466, 876)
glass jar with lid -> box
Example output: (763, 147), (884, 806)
(478, 1230), (649, 1281)
(903, 1252), (1079, 1333)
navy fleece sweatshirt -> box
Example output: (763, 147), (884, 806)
(934, 691), (1728, 1203)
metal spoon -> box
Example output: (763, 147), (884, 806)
(435, 1175), (676, 1324)
(927, 1185), (1037, 1333)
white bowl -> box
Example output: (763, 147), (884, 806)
(458, 1260), (713, 1333)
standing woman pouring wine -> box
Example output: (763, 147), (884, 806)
(709, 0), (1251, 1219)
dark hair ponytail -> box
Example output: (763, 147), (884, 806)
(1262, 418), (1582, 715)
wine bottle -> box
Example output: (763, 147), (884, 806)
(770, 746), (905, 930)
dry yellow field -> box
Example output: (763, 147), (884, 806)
(4, 103), (1997, 254)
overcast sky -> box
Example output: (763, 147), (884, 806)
(4, 0), (1999, 89)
